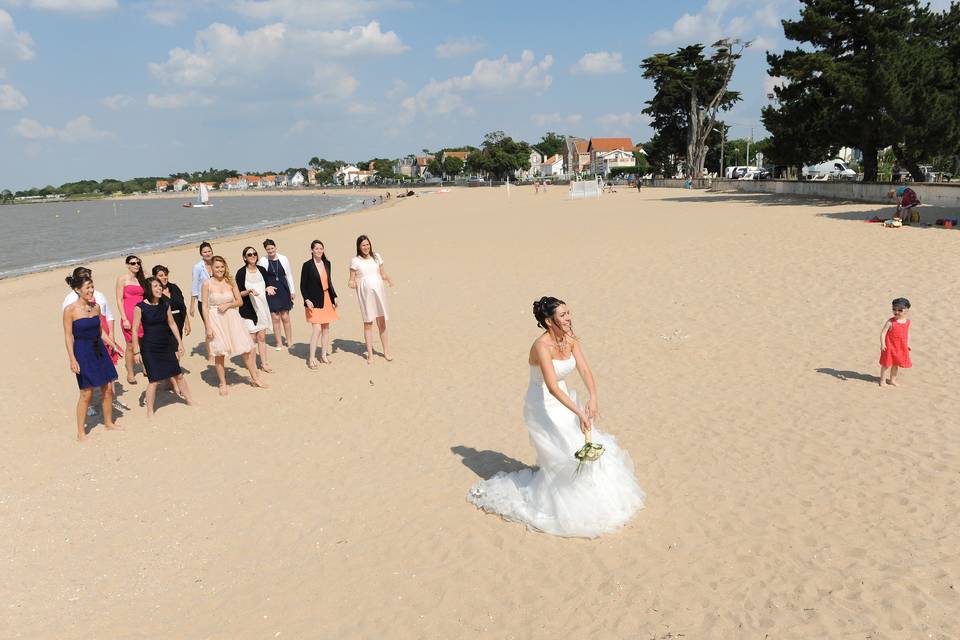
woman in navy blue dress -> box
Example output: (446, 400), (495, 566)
(132, 277), (195, 418)
(62, 273), (123, 441)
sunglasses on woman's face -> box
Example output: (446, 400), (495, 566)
(245, 252), (258, 258)
(128, 261), (141, 266)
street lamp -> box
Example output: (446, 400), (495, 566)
(713, 126), (725, 179)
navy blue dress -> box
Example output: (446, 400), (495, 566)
(137, 299), (181, 382)
(265, 258), (293, 313)
(72, 317), (119, 389)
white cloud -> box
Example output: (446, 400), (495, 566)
(146, 92), (214, 109)
(385, 78), (406, 99)
(401, 50), (553, 121)
(286, 118), (310, 135)
(0, 83), (27, 110)
(12, 115), (113, 142)
(233, 0), (411, 26)
(650, 1), (783, 47)
(348, 101), (375, 114)
(434, 37), (482, 59)
(146, 9), (179, 25)
(25, 0), (118, 11)
(532, 112), (582, 127)
(311, 65), (357, 102)
(570, 51), (624, 75)
(0, 10), (34, 76)
(597, 112), (649, 129)
(149, 21), (406, 87)
(102, 94), (133, 110)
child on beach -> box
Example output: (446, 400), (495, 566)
(879, 297), (912, 387)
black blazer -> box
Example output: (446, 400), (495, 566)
(236, 265), (275, 325)
(300, 259), (337, 308)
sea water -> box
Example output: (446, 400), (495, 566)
(0, 194), (367, 279)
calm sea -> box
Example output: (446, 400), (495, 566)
(0, 193), (368, 279)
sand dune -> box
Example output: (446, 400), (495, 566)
(1, 187), (959, 638)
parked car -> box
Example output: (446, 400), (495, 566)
(801, 159), (858, 180)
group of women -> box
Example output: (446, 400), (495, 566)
(62, 234), (393, 441)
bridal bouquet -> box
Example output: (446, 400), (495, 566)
(574, 429), (604, 475)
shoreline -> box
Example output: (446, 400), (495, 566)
(0, 192), (405, 283)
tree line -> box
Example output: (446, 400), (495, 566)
(640, 0), (960, 181)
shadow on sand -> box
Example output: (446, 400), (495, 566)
(451, 445), (535, 479)
(815, 367), (881, 384)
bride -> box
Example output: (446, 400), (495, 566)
(468, 296), (645, 538)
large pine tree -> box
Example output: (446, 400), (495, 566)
(764, 0), (959, 181)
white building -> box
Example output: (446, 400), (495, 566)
(289, 171), (305, 187)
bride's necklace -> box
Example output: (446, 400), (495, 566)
(83, 300), (96, 316)
(552, 332), (570, 354)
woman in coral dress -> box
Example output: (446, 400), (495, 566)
(300, 240), (339, 368)
(201, 256), (268, 395)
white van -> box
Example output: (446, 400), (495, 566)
(801, 159), (858, 180)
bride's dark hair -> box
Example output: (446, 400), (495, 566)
(533, 296), (565, 329)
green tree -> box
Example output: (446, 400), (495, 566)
(641, 39), (745, 178)
(426, 151), (445, 177)
(443, 156), (465, 176)
(764, 0), (956, 181)
(0, 189), (13, 203)
(308, 156), (321, 169)
(370, 158), (397, 181)
(465, 131), (531, 180)
(534, 132), (564, 158)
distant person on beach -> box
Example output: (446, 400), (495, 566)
(258, 239), (295, 350)
(879, 297), (912, 388)
(63, 273), (124, 441)
(349, 235), (393, 363)
(190, 242), (214, 358)
(888, 186), (920, 220)
(115, 255), (147, 385)
(237, 246), (274, 374)
(300, 240), (339, 368)
(131, 277), (194, 417)
(201, 256), (267, 395)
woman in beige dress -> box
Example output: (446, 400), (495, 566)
(348, 235), (393, 364)
(201, 256), (268, 395)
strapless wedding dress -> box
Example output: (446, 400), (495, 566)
(468, 356), (645, 538)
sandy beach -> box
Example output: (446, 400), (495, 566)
(2, 186), (959, 638)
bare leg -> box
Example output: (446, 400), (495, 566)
(145, 381), (158, 418)
(308, 323), (321, 368)
(101, 383), (123, 430)
(124, 341), (137, 383)
(320, 323), (331, 363)
(363, 322), (374, 363)
(174, 374), (195, 405)
(280, 311), (292, 348)
(215, 355), (228, 395)
(76, 388), (93, 441)
(271, 312), (283, 348)
(889, 365), (900, 386)
(243, 350), (269, 388)
(377, 317), (391, 361)
(879, 365), (889, 387)
(255, 331), (272, 372)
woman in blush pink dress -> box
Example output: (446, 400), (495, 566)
(115, 254), (147, 385)
(201, 256), (268, 396)
(348, 235), (393, 364)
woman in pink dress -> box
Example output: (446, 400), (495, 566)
(348, 235), (393, 364)
(115, 255), (146, 384)
(201, 256), (268, 395)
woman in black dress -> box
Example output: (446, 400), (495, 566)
(131, 277), (195, 418)
(152, 264), (190, 339)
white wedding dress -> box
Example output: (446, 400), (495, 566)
(468, 356), (645, 538)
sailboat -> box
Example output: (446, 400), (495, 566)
(183, 184), (213, 208)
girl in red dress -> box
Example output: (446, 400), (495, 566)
(879, 297), (912, 387)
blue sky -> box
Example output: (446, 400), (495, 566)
(0, 0), (950, 191)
